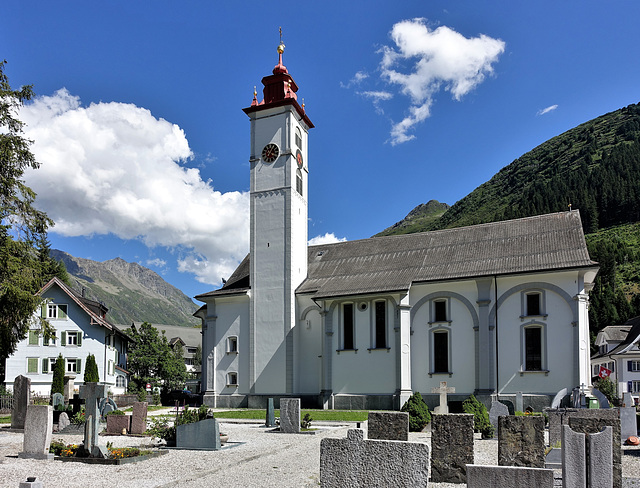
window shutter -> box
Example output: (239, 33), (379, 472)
(629, 381), (633, 393)
(42, 358), (48, 373)
(76, 358), (82, 373)
(77, 333), (82, 346)
(61, 331), (66, 346)
(41, 304), (47, 318)
(629, 361), (633, 372)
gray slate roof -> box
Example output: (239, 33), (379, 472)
(592, 316), (640, 358)
(196, 211), (597, 301)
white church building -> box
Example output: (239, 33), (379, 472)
(195, 43), (599, 411)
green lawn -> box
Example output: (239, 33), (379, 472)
(0, 415), (10, 423)
(214, 409), (369, 422)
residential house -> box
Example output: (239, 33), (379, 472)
(4, 277), (130, 395)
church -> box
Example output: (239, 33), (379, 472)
(195, 42), (599, 411)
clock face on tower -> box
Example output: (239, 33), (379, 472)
(261, 143), (279, 163)
(296, 149), (304, 169)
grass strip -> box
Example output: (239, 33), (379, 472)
(214, 409), (369, 422)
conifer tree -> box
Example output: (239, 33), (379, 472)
(51, 354), (65, 396)
(83, 353), (100, 383)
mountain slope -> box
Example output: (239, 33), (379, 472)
(379, 102), (640, 236)
(50, 250), (199, 326)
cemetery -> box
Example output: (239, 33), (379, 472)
(4, 381), (640, 486)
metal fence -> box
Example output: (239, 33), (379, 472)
(0, 395), (14, 413)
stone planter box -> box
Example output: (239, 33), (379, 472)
(175, 418), (221, 450)
(106, 414), (131, 434)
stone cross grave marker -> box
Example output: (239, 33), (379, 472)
(79, 382), (108, 457)
(432, 381), (455, 414)
(69, 393), (85, 415)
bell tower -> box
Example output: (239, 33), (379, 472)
(243, 39), (314, 396)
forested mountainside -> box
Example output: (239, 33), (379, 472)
(377, 102), (640, 347)
(51, 250), (200, 327)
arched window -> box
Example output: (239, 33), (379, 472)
(295, 126), (302, 149)
(116, 376), (126, 388)
(521, 324), (547, 372)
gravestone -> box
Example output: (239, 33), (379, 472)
(18, 405), (54, 460)
(623, 392), (634, 407)
(467, 464), (554, 488)
(265, 397), (275, 427)
(620, 405), (637, 441)
(280, 398), (301, 433)
(52, 392), (64, 409)
(432, 381), (455, 414)
(11, 375), (31, 429)
(515, 392), (524, 412)
(69, 393), (84, 415)
(498, 415), (545, 468)
(19, 478), (44, 488)
(562, 424), (613, 488)
(489, 400), (509, 432)
(63, 375), (75, 403)
(130, 402), (148, 434)
(569, 416), (620, 488)
(79, 382), (108, 457)
(58, 412), (70, 431)
(320, 429), (429, 487)
(430, 414), (474, 483)
(99, 396), (118, 417)
(545, 407), (619, 448)
(591, 388), (610, 408)
(552, 388), (568, 409)
(106, 414), (130, 434)
(176, 418), (221, 450)
(367, 411), (409, 441)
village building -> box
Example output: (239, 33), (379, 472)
(194, 43), (599, 410)
(4, 277), (130, 395)
(591, 316), (640, 404)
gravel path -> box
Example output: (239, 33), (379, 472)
(2, 418), (640, 487)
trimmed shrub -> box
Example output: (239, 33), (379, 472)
(401, 392), (431, 432)
(83, 354), (100, 383)
(51, 354), (65, 397)
(462, 395), (491, 433)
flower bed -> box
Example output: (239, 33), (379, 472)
(50, 439), (167, 464)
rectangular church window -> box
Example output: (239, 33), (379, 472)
(375, 301), (386, 348)
(343, 303), (354, 350)
(525, 327), (542, 371)
(433, 331), (449, 373)
(434, 300), (447, 322)
(526, 293), (541, 316)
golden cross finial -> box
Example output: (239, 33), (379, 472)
(279, 27), (283, 44)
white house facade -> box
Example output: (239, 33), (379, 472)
(195, 43), (599, 411)
(4, 277), (130, 396)
(591, 316), (640, 404)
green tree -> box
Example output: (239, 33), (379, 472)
(462, 394), (491, 433)
(0, 61), (67, 362)
(51, 354), (65, 396)
(125, 322), (187, 393)
(83, 353), (100, 383)
(400, 392), (431, 432)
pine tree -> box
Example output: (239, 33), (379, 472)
(51, 354), (65, 396)
(83, 353), (100, 383)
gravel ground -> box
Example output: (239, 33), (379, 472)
(2, 416), (640, 488)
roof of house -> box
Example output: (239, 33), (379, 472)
(39, 277), (129, 339)
(592, 316), (640, 358)
(196, 211), (597, 301)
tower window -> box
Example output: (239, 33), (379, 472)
(227, 372), (238, 387)
(296, 169), (303, 196)
(295, 126), (302, 149)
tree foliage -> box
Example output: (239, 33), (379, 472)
(125, 321), (187, 392)
(51, 353), (65, 396)
(83, 353), (100, 383)
(593, 377), (621, 407)
(0, 61), (68, 362)
(400, 392), (431, 432)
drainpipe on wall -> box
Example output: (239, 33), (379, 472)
(494, 275), (499, 396)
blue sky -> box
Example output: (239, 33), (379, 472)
(4, 1), (639, 303)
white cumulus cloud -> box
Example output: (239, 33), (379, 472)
(308, 233), (347, 246)
(537, 104), (558, 116)
(20, 89), (249, 286)
(375, 18), (505, 145)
